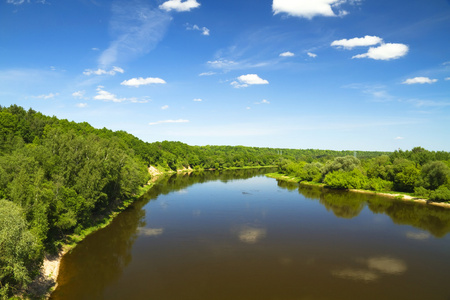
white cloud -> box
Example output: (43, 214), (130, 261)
(307, 52), (317, 58)
(99, 3), (171, 67)
(199, 71), (216, 76)
(93, 86), (148, 103)
(352, 43), (409, 60)
(76, 103), (88, 108)
(120, 77), (166, 87)
(280, 51), (295, 57)
(149, 119), (190, 125)
(72, 90), (86, 98)
(272, 0), (352, 19)
(92, 47), (100, 51)
(231, 74), (269, 88)
(395, 137), (404, 140)
(159, 0), (200, 12)
(36, 93), (58, 99)
(207, 59), (237, 69)
(255, 99), (270, 104)
(83, 66), (124, 76)
(446, 77), (450, 81)
(193, 98), (202, 102)
(161, 105), (169, 110)
(186, 24), (210, 36)
(331, 35), (383, 49)
(402, 77), (438, 85)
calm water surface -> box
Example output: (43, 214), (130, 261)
(51, 169), (450, 300)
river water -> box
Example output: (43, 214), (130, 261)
(51, 169), (450, 300)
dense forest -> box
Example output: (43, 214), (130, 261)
(0, 104), (437, 298)
(276, 148), (450, 202)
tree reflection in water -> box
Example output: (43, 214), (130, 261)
(287, 183), (450, 237)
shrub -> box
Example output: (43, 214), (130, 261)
(429, 186), (450, 202)
(365, 177), (393, 192)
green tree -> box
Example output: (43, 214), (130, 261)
(0, 200), (42, 297)
(419, 161), (450, 190)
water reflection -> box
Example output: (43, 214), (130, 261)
(275, 182), (450, 237)
(405, 231), (430, 240)
(235, 225), (267, 244)
(332, 256), (407, 282)
(137, 227), (164, 237)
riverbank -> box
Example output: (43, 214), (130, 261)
(26, 181), (157, 299)
(266, 172), (450, 209)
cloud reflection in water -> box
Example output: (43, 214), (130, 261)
(332, 256), (407, 282)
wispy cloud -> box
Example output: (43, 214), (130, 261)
(99, 1), (171, 68)
(255, 99), (270, 104)
(199, 71), (216, 76)
(402, 77), (438, 84)
(76, 103), (88, 108)
(307, 52), (317, 58)
(231, 74), (269, 88)
(207, 59), (238, 69)
(36, 92), (58, 99)
(186, 24), (210, 36)
(161, 105), (169, 110)
(93, 86), (148, 103)
(72, 90), (86, 99)
(159, 0), (200, 12)
(395, 136), (404, 140)
(83, 66), (124, 76)
(121, 77), (166, 87)
(193, 98), (202, 102)
(149, 119), (190, 125)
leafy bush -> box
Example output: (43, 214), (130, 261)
(429, 186), (450, 202)
(364, 177), (393, 192)
(324, 169), (367, 189)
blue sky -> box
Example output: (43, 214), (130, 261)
(1, 0), (449, 151)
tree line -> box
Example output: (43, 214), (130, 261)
(277, 147), (450, 202)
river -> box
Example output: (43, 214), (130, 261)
(50, 169), (450, 300)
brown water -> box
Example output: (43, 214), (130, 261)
(51, 169), (450, 300)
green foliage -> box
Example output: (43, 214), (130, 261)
(429, 186), (450, 202)
(414, 186), (431, 198)
(364, 177), (394, 192)
(323, 169), (367, 189)
(0, 200), (42, 297)
(323, 156), (362, 175)
(419, 161), (450, 190)
(392, 158), (420, 192)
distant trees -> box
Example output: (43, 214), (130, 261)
(276, 147), (450, 201)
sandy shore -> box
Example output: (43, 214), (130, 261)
(27, 250), (66, 298)
(350, 189), (450, 209)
